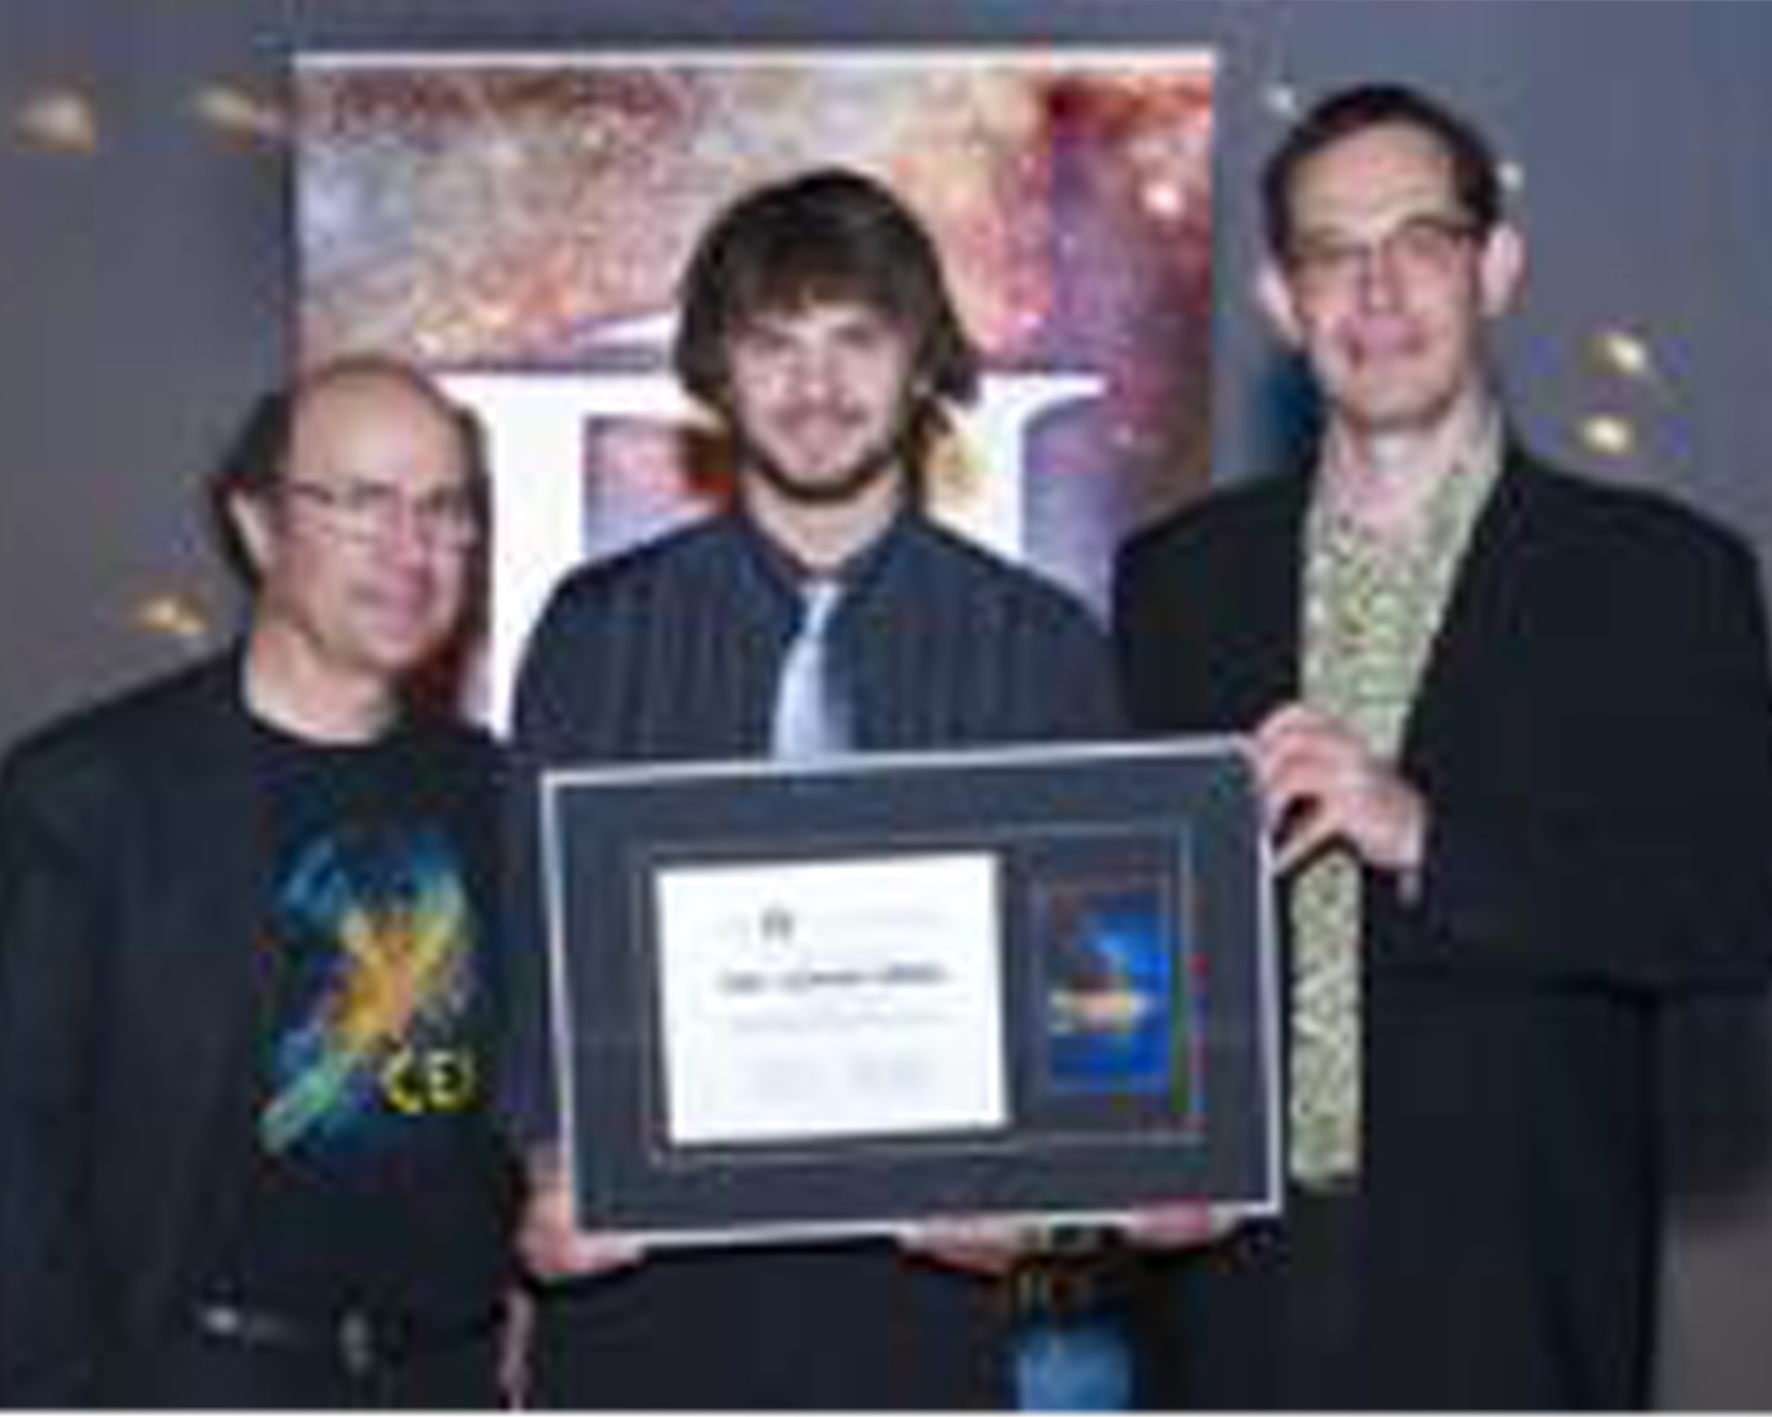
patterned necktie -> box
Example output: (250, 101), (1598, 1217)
(770, 577), (848, 759)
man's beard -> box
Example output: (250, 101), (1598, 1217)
(735, 404), (920, 508)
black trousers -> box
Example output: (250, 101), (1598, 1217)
(1133, 1190), (1366, 1410)
(100, 1327), (504, 1409)
(525, 1246), (1005, 1409)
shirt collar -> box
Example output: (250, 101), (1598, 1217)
(1313, 402), (1504, 556)
(734, 503), (917, 611)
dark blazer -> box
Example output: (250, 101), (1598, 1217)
(1113, 449), (1772, 1408)
(0, 653), (509, 1404)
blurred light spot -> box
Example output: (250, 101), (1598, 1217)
(1264, 81), (1302, 121)
(16, 88), (100, 153)
(1141, 178), (1187, 223)
(1579, 414), (1638, 460)
(1592, 327), (1656, 383)
(132, 593), (212, 648)
(1499, 160), (1527, 198)
(191, 83), (288, 145)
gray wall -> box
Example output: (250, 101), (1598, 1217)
(3, 1), (1770, 1404)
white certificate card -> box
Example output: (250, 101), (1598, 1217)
(653, 852), (1007, 1147)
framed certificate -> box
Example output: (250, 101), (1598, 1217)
(540, 738), (1279, 1244)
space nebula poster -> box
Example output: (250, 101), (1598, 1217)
(295, 51), (1217, 721)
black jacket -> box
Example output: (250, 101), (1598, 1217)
(1113, 450), (1772, 1407)
(0, 654), (514, 1403)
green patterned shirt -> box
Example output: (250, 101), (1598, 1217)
(1289, 418), (1501, 1186)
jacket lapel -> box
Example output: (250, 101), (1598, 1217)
(150, 657), (278, 1153)
(1400, 450), (1541, 780)
(1257, 475), (1311, 712)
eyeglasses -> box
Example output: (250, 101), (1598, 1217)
(281, 477), (482, 550)
(1287, 213), (1480, 295)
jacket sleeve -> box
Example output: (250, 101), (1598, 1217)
(0, 742), (110, 1403)
(1112, 525), (1183, 730)
(493, 589), (590, 1155)
(1039, 600), (1126, 741)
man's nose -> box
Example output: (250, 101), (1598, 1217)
(376, 499), (454, 558)
(1353, 240), (1407, 311)
(784, 350), (840, 401)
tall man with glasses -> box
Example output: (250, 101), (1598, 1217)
(0, 356), (517, 1406)
(1116, 83), (1772, 1407)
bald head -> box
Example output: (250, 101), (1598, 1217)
(295, 354), (466, 438)
(220, 356), (474, 500)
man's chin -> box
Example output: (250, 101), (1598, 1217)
(356, 625), (450, 679)
(745, 445), (903, 507)
(1337, 386), (1461, 439)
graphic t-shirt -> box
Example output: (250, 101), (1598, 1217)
(259, 819), (478, 1158)
(214, 721), (509, 1319)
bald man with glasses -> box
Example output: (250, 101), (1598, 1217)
(0, 357), (518, 1406)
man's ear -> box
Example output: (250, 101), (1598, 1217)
(1254, 259), (1305, 349)
(1478, 222), (1527, 319)
(228, 490), (276, 580)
